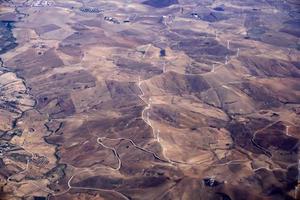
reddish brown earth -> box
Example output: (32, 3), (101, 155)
(0, 0), (299, 200)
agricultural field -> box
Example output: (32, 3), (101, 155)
(0, 0), (299, 199)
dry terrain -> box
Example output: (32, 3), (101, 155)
(0, 0), (299, 200)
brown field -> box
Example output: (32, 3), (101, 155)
(0, 0), (299, 200)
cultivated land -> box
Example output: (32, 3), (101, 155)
(0, 0), (299, 200)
